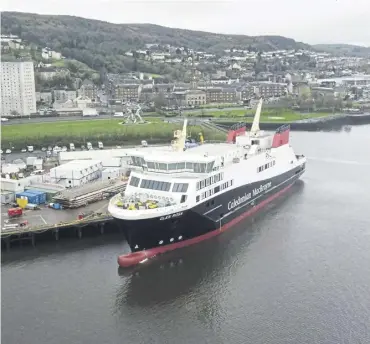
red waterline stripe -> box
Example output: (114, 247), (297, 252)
(118, 183), (294, 267)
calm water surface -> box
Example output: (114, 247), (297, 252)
(2, 125), (370, 344)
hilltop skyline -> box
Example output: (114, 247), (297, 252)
(1, 0), (370, 47)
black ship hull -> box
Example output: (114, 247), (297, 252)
(115, 164), (305, 266)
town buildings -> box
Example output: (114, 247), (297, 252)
(1, 61), (37, 116)
(79, 79), (98, 100)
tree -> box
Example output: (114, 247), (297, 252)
(11, 110), (20, 116)
(153, 92), (167, 108)
(335, 98), (343, 111)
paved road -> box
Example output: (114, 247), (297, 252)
(2, 107), (245, 125)
(2, 114), (116, 125)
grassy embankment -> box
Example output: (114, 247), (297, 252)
(1, 118), (225, 149)
(188, 108), (331, 123)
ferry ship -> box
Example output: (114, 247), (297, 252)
(108, 99), (306, 267)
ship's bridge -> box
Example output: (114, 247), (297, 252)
(130, 151), (216, 174)
(129, 143), (244, 174)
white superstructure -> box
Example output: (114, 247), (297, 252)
(108, 99), (306, 221)
(1, 61), (37, 116)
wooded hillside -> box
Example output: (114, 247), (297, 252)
(1, 11), (311, 75)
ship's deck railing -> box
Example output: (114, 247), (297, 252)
(110, 193), (179, 212)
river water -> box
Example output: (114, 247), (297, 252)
(2, 125), (370, 344)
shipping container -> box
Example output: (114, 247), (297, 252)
(1, 191), (15, 204)
(15, 191), (39, 205)
(25, 190), (47, 204)
(26, 188), (60, 202)
(101, 168), (121, 181)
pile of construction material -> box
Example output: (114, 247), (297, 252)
(52, 179), (127, 208)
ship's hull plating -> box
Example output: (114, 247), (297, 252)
(114, 164), (305, 261)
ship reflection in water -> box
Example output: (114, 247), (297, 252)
(114, 181), (305, 312)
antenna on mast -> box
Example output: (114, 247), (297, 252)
(250, 98), (263, 136)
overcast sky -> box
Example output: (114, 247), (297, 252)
(2, 0), (370, 46)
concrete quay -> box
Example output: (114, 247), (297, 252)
(1, 199), (117, 250)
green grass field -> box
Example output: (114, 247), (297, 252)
(190, 108), (330, 122)
(1, 118), (224, 149)
(1, 109), (333, 149)
(199, 103), (240, 109)
(51, 59), (65, 67)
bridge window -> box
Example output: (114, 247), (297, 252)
(172, 183), (189, 193)
(131, 156), (145, 167)
(158, 163), (167, 171)
(168, 163), (177, 170)
(140, 179), (171, 191)
(129, 176), (140, 187)
(177, 162), (186, 170)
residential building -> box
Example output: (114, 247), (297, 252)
(106, 74), (142, 101)
(36, 91), (53, 105)
(173, 83), (191, 92)
(41, 47), (62, 60)
(293, 82), (310, 96)
(37, 67), (70, 80)
(53, 89), (77, 104)
(74, 95), (93, 109)
(1, 41), (10, 52)
(252, 82), (287, 98)
(139, 88), (154, 102)
(240, 86), (255, 101)
(0, 34), (22, 43)
(153, 84), (175, 94)
(212, 70), (227, 79)
(115, 84), (142, 101)
(205, 87), (238, 103)
(185, 89), (206, 106)
(1, 61), (37, 116)
(79, 79), (97, 100)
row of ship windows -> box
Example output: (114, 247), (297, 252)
(196, 179), (233, 202)
(132, 157), (214, 174)
(196, 172), (224, 191)
(257, 160), (275, 173)
(129, 176), (189, 193)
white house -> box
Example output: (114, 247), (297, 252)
(42, 47), (62, 60)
